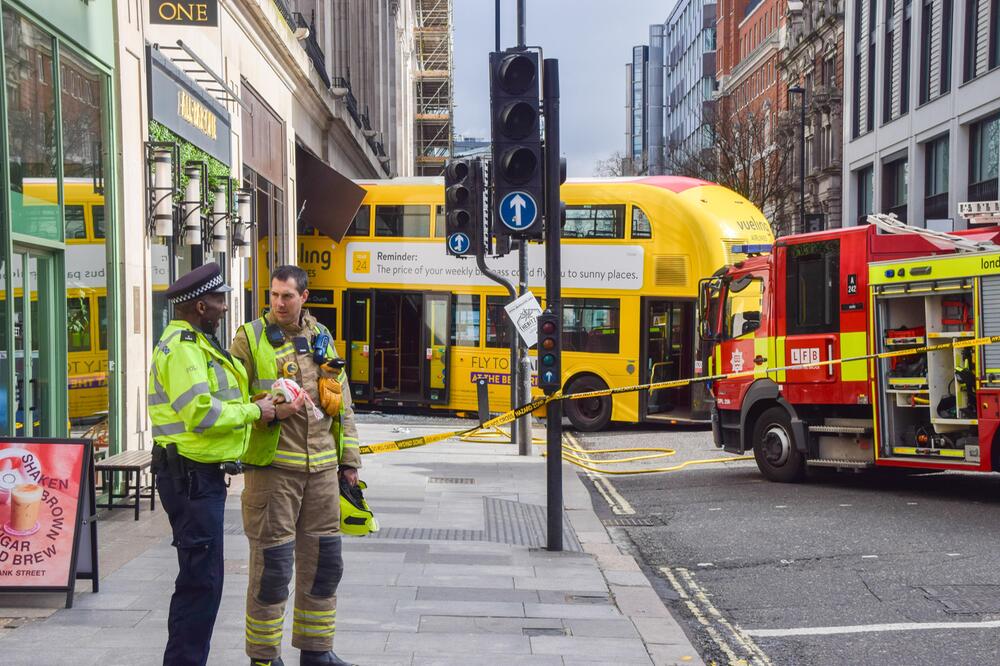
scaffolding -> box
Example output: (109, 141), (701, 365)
(414, 0), (453, 176)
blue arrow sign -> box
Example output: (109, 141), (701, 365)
(498, 191), (538, 231)
(542, 370), (556, 384)
(448, 232), (471, 254)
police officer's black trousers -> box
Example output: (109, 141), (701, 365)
(157, 467), (227, 666)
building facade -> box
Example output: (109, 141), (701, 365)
(661, 0), (719, 172)
(843, 0), (1000, 228)
(0, 0), (419, 454)
(781, 0), (846, 230)
(625, 45), (649, 174)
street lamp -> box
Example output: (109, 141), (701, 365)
(787, 86), (806, 233)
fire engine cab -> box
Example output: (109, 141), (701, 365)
(699, 207), (1000, 482)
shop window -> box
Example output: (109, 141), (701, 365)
(4, 9), (60, 241)
(631, 206), (652, 239)
(485, 296), (513, 348)
(65, 205), (86, 240)
(375, 205), (430, 237)
(451, 294), (480, 346)
(786, 240), (840, 335)
(562, 205), (626, 239)
(562, 298), (620, 354)
(346, 205), (370, 236)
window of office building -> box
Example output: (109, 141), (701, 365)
(900, 0), (912, 114)
(924, 135), (949, 219)
(857, 164), (874, 225)
(883, 0), (896, 123)
(919, 0), (932, 104)
(883, 156), (909, 222)
(969, 113), (1000, 202)
(852, 0), (864, 136)
(942, 0), (953, 93)
(991, 0), (1000, 70)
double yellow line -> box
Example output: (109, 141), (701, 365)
(358, 334), (1000, 462)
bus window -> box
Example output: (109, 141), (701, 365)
(346, 205), (371, 236)
(562, 205), (625, 239)
(485, 296), (513, 348)
(311, 307), (338, 339)
(375, 205), (430, 237)
(562, 298), (620, 353)
(631, 206), (652, 239)
(65, 205), (86, 240)
(92, 204), (106, 239)
(67, 296), (92, 352)
(451, 295), (480, 346)
(98, 296), (108, 350)
(434, 205), (446, 238)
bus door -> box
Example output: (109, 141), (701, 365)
(344, 290), (372, 401)
(370, 290), (425, 402)
(640, 299), (695, 421)
(422, 293), (450, 404)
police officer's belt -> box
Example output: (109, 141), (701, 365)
(152, 443), (236, 474)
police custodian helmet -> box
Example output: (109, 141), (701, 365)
(340, 478), (378, 536)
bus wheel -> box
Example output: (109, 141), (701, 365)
(564, 375), (612, 432)
(752, 407), (804, 483)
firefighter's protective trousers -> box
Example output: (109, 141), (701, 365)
(242, 465), (342, 656)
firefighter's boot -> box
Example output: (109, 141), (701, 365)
(300, 650), (356, 666)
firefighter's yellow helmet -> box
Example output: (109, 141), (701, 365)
(340, 478), (379, 536)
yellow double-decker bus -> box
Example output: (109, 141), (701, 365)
(290, 176), (773, 431)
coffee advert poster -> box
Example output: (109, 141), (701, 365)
(0, 440), (86, 588)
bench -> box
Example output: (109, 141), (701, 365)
(95, 449), (155, 520)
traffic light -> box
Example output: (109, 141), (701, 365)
(536, 309), (561, 395)
(490, 48), (544, 240)
(444, 157), (481, 257)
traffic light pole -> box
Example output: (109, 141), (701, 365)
(543, 58), (562, 552)
(516, 243), (532, 456)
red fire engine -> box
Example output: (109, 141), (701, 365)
(699, 213), (1000, 482)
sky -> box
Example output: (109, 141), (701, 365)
(452, 0), (670, 177)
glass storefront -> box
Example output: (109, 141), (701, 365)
(0, 2), (117, 446)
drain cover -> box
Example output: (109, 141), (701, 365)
(523, 627), (568, 637)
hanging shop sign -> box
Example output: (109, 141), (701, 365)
(148, 47), (231, 166)
(0, 439), (98, 608)
(150, 0), (219, 26)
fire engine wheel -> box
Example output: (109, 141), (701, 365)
(564, 375), (612, 432)
(752, 407), (805, 483)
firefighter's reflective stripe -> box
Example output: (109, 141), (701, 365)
(292, 608), (335, 637)
(272, 449), (307, 467)
(245, 614), (283, 646)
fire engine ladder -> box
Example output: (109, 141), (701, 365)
(867, 213), (1000, 252)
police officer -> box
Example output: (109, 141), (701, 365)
(148, 263), (276, 666)
(231, 265), (362, 666)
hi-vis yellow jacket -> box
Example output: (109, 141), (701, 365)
(147, 320), (260, 463)
(231, 311), (361, 470)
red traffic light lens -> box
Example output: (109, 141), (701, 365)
(446, 160), (470, 180)
(541, 353), (555, 366)
(498, 53), (536, 95)
(500, 147), (538, 184)
(500, 101), (537, 140)
(540, 320), (556, 335)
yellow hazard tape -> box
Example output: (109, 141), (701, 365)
(357, 335), (1000, 464)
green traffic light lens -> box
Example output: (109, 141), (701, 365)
(501, 146), (538, 184)
(541, 353), (555, 366)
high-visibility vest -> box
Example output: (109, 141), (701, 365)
(239, 317), (347, 467)
(147, 320), (258, 463)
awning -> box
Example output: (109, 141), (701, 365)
(295, 144), (366, 244)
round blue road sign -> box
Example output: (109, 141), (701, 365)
(448, 232), (471, 254)
(498, 191), (538, 231)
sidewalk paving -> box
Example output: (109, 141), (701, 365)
(0, 421), (704, 666)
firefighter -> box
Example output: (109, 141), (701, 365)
(148, 262), (276, 666)
(231, 265), (362, 666)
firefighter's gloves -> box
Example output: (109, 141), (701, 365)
(318, 368), (343, 417)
